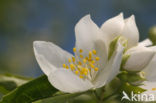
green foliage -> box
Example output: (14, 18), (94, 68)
(116, 73), (146, 103)
(117, 71), (146, 96)
(117, 82), (146, 103)
(33, 92), (84, 103)
(118, 82), (146, 94)
(0, 75), (58, 103)
(118, 72), (145, 85)
(0, 72), (150, 103)
(108, 36), (120, 60)
(108, 36), (128, 60)
(0, 81), (16, 95)
(0, 74), (32, 94)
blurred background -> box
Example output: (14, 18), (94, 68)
(0, 0), (156, 77)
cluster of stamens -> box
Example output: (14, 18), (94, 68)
(62, 48), (100, 80)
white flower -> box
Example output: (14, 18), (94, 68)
(33, 15), (124, 93)
(100, 13), (156, 72)
(140, 46), (156, 100)
(123, 45), (155, 71)
(100, 13), (156, 100)
(140, 81), (156, 101)
(101, 13), (139, 49)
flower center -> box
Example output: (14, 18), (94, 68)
(62, 48), (100, 80)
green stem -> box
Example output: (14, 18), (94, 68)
(92, 90), (103, 103)
(100, 87), (106, 100)
(102, 84), (120, 102)
(102, 91), (117, 102)
(93, 91), (100, 99)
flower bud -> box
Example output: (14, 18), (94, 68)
(123, 46), (155, 72)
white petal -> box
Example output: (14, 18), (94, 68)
(149, 46), (156, 51)
(124, 45), (155, 71)
(93, 42), (124, 88)
(143, 54), (156, 81)
(33, 41), (73, 75)
(101, 13), (125, 46)
(122, 15), (139, 48)
(106, 43), (124, 83)
(94, 40), (108, 67)
(48, 69), (93, 93)
(139, 39), (152, 47)
(75, 14), (101, 55)
(140, 81), (156, 101)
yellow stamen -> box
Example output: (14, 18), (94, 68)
(78, 67), (81, 71)
(70, 64), (75, 70)
(73, 48), (76, 52)
(89, 51), (92, 58)
(88, 57), (92, 61)
(66, 65), (69, 69)
(85, 57), (88, 60)
(95, 57), (100, 61)
(89, 51), (92, 55)
(82, 68), (87, 72)
(80, 55), (83, 59)
(75, 70), (79, 75)
(83, 59), (87, 63)
(84, 71), (88, 76)
(77, 65), (81, 68)
(91, 60), (95, 64)
(78, 61), (82, 65)
(94, 67), (99, 71)
(79, 49), (83, 53)
(63, 64), (66, 68)
(85, 68), (89, 72)
(62, 48), (101, 79)
(92, 50), (97, 55)
(90, 63), (95, 68)
(80, 71), (83, 75)
(72, 57), (75, 62)
(68, 58), (72, 63)
(79, 75), (83, 79)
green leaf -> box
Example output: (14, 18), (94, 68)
(33, 92), (84, 103)
(0, 74), (32, 94)
(0, 81), (16, 94)
(116, 82), (146, 103)
(108, 36), (120, 60)
(118, 82), (146, 95)
(0, 75), (58, 103)
(108, 36), (128, 60)
(118, 72), (145, 85)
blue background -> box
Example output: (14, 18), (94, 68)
(0, 0), (156, 77)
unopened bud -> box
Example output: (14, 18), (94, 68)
(123, 46), (155, 72)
